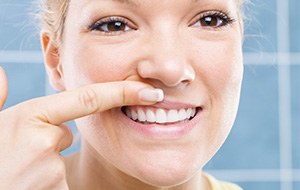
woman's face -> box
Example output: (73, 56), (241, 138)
(59, 0), (243, 186)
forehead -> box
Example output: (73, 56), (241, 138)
(105, 0), (239, 5)
(67, 0), (241, 23)
(70, 0), (240, 12)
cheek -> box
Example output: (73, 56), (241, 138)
(63, 41), (136, 87)
(193, 39), (243, 140)
(195, 40), (243, 97)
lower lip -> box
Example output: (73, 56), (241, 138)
(119, 108), (202, 139)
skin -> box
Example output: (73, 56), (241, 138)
(0, 67), (7, 108)
(0, 0), (243, 189)
(0, 75), (161, 189)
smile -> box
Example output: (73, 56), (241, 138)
(122, 106), (198, 124)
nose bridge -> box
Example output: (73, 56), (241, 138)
(153, 32), (184, 74)
(138, 26), (194, 87)
(152, 25), (182, 63)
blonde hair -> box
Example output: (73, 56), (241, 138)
(38, 0), (70, 46)
(38, 0), (246, 46)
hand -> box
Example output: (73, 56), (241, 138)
(0, 66), (8, 109)
(0, 67), (163, 190)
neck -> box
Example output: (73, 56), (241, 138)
(65, 141), (210, 190)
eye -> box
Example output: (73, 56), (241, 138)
(89, 17), (134, 33)
(191, 11), (235, 29)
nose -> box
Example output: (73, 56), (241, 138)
(137, 31), (195, 88)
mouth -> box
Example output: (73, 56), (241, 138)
(121, 106), (199, 125)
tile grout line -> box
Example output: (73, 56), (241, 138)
(0, 50), (43, 64)
(276, 0), (293, 190)
(206, 169), (300, 182)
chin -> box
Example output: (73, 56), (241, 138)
(125, 151), (204, 188)
(135, 165), (198, 188)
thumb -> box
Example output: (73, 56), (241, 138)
(56, 123), (73, 152)
(0, 66), (8, 110)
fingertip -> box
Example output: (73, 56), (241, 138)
(155, 89), (164, 101)
(138, 88), (164, 103)
(0, 66), (8, 109)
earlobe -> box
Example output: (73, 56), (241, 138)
(41, 32), (65, 91)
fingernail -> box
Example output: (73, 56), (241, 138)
(139, 88), (164, 102)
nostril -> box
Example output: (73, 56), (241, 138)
(137, 58), (195, 88)
(181, 67), (196, 82)
(181, 79), (191, 84)
(177, 80), (191, 90)
(175, 67), (195, 87)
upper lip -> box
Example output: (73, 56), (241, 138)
(145, 100), (200, 110)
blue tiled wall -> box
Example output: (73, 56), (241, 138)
(290, 0), (300, 52)
(243, 1), (278, 53)
(0, 1), (40, 51)
(1, 0), (299, 190)
(1, 63), (46, 107)
(292, 66), (300, 169)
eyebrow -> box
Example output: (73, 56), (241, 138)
(109, 0), (206, 7)
(110, 0), (140, 7)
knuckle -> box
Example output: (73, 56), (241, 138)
(52, 159), (66, 180)
(109, 84), (127, 107)
(121, 85), (128, 105)
(119, 83), (133, 105)
(41, 138), (57, 152)
(45, 158), (67, 189)
(38, 130), (62, 152)
(77, 87), (99, 113)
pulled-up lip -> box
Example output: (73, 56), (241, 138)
(121, 100), (202, 125)
(119, 101), (203, 139)
(150, 100), (200, 110)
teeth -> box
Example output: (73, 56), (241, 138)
(137, 108), (146, 122)
(125, 107), (197, 124)
(186, 108), (193, 117)
(126, 109), (131, 118)
(156, 109), (167, 123)
(167, 109), (179, 123)
(178, 108), (187, 120)
(146, 110), (155, 123)
(131, 109), (138, 121)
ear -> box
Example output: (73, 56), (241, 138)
(41, 31), (65, 91)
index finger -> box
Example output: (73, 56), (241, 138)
(29, 81), (164, 125)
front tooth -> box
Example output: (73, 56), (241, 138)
(137, 108), (146, 122)
(146, 110), (156, 122)
(156, 109), (167, 123)
(178, 108), (187, 120)
(167, 109), (179, 123)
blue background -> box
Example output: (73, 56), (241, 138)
(0, 0), (299, 189)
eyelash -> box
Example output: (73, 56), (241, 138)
(192, 11), (236, 29)
(88, 10), (235, 33)
(88, 17), (134, 34)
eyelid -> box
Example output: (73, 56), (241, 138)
(189, 10), (236, 29)
(88, 16), (137, 34)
